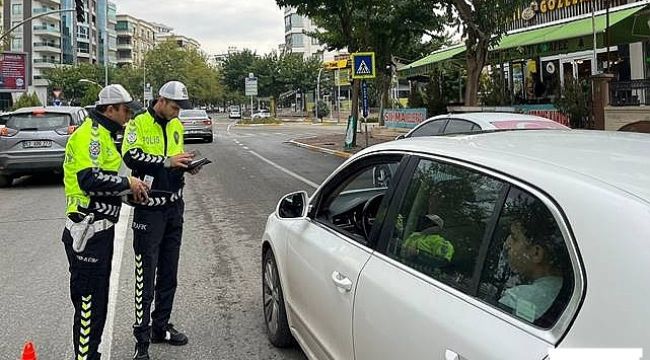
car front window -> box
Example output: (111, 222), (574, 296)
(315, 156), (403, 246)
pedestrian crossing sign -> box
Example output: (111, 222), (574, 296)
(351, 52), (376, 79)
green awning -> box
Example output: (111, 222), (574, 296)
(497, 5), (646, 51)
(398, 45), (466, 78)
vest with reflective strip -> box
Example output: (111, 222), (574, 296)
(64, 118), (122, 216)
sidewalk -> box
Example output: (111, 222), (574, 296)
(289, 126), (408, 159)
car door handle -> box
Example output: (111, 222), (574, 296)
(331, 271), (353, 292)
(445, 349), (465, 360)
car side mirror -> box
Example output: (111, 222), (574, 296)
(277, 191), (309, 219)
(395, 134), (405, 140)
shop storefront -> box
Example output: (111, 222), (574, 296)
(399, 0), (650, 109)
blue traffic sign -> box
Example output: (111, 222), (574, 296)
(351, 52), (376, 79)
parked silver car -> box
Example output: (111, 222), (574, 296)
(262, 130), (650, 359)
(0, 106), (87, 187)
(179, 109), (213, 143)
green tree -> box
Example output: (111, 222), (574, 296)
(220, 49), (259, 95)
(43, 63), (103, 105)
(443, 0), (527, 106)
(112, 65), (143, 101)
(554, 79), (592, 129)
(12, 92), (42, 110)
(144, 40), (223, 106)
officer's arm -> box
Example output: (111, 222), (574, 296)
(121, 120), (167, 172)
(69, 133), (130, 195)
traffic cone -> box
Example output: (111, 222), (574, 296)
(20, 341), (37, 360)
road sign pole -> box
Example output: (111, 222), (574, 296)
(362, 80), (369, 147)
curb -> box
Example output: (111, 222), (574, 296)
(287, 140), (352, 159)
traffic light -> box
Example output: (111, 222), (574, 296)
(75, 0), (84, 22)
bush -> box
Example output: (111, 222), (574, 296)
(554, 78), (592, 129)
(12, 92), (42, 111)
(316, 100), (330, 119)
(238, 117), (282, 125)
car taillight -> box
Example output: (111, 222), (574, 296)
(55, 126), (76, 135)
(203, 120), (212, 126)
(0, 127), (17, 137)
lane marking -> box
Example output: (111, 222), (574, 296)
(243, 146), (249, 150)
(101, 204), (133, 359)
(248, 150), (319, 189)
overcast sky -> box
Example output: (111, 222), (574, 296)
(114, 0), (286, 55)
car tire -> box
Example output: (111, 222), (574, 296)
(0, 175), (12, 187)
(263, 249), (294, 348)
(205, 135), (213, 143)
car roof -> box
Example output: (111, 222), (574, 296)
(10, 106), (84, 115)
(362, 130), (650, 203)
(428, 112), (566, 126)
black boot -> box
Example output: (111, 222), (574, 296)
(133, 342), (150, 360)
(151, 323), (189, 346)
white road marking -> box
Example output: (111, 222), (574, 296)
(248, 150), (319, 189)
(243, 146), (249, 150)
(101, 204), (133, 359)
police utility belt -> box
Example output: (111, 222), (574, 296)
(66, 213), (114, 253)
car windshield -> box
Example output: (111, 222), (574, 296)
(179, 110), (207, 119)
(3, 112), (72, 130)
(490, 120), (568, 129)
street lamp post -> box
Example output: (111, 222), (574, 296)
(316, 67), (324, 121)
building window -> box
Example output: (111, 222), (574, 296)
(291, 14), (303, 28)
(12, 4), (22, 15)
(292, 33), (304, 47)
(12, 21), (22, 33)
(311, 37), (319, 46)
(11, 37), (22, 51)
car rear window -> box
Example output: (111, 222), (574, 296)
(491, 120), (568, 129)
(180, 110), (207, 118)
(3, 112), (72, 130)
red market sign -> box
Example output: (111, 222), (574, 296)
(0, 52), (27, 92)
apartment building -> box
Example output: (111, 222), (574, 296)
(3, 0), (116, 103)
(283, 7), (342, 61)
(115, 14), (155, 66)
(155, 32), (200, 50)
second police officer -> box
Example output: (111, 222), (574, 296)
(121, 81), (199, 360)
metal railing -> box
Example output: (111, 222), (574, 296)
(610, 79), (650, 106)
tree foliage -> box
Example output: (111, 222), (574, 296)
(12, 92), (42, 110)
(443, 0), (527, 105)
(42, 40), (223, 107)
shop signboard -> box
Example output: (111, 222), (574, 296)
(384, 108), (427, 129)
(0, 52), (27, 93)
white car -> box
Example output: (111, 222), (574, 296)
(229, 106), (241, 119)
(252, 109), (271, 119)
(400, 112), (570, 139)
(261, 130), (650, 359)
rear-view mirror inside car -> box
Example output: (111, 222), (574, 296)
(277, 191), (308, 219)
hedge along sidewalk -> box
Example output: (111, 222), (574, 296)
(288, 127), (406, 159)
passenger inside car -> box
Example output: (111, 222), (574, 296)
(498, 201), (566, 323)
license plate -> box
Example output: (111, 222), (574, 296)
(22, 140), (52, 148)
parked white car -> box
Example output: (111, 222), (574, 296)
(261, 130), (650, 359)
(252, 109), (271, 119)
(399, 112), (570, 139)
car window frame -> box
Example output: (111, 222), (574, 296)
(443, 118), (481, 134)
(372, 151), (585, 344)
(408, 118), (448, 138)
(309, 152), (410, 250)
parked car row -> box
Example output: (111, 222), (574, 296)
(262, 129), (650, 359)
(0, 106), (216, 187)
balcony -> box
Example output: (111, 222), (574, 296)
(33, 58), (60, 68)
(33, 42), (61, 53)
(33, 25), (61, 38)
(32, 8), (61, 21)
(38, 0), (60, 6)
(117, 42), (132, 50)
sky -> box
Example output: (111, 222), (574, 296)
(114, 0), (286, 56)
